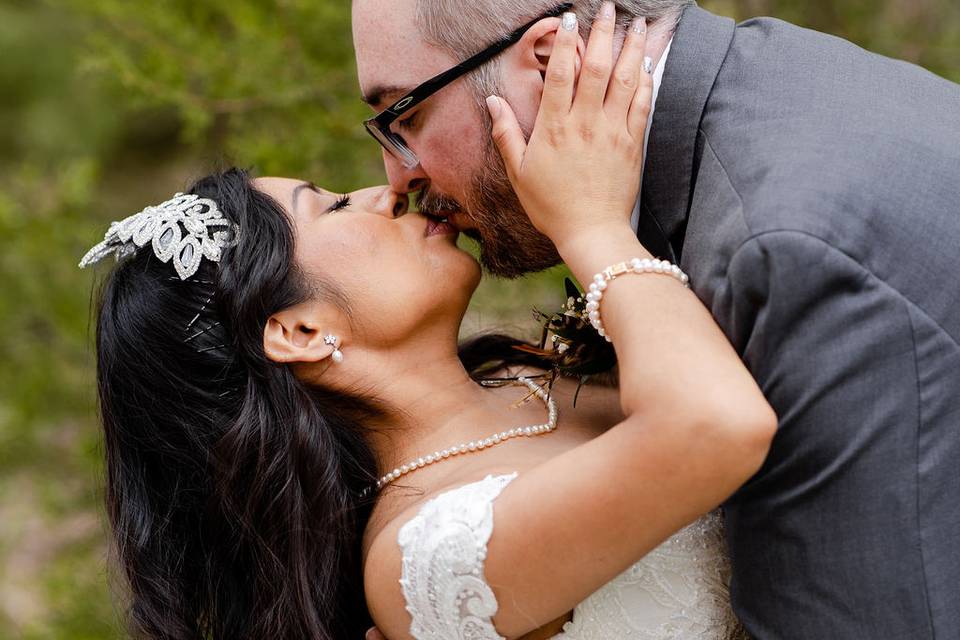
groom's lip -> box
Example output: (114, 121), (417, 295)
(424, 215), (458, 238)
(446, 211), (472, 231)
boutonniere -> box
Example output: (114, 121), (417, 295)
(513, 278), (618, 405)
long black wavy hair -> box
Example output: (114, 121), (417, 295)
(94, 168), (549, 639)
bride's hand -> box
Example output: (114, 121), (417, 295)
(486, 8), (653, 254)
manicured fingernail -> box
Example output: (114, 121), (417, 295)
(632, 17), (647, 34)
(602, 2), (615, 19)
(643, 56), (654, 74)
(561, 12), (577, 31)
(485, 95), (501, 118)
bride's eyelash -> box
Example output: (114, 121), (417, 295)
(330, 194), (351, 212)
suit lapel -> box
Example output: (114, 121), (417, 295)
(639, 4), (736, 260)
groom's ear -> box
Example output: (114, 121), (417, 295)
(514, 16), (586, 79)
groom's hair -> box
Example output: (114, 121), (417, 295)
(416, 0), (692, 100)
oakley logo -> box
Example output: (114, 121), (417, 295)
(394, 97), (415, 111)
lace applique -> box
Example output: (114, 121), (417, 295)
(556, 510), (746, 639)
(397, 473), (518, 640)
(397, 475), (744, 640)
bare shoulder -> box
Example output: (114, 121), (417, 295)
(363, 499), (420, 640)
(363, 470), (520, 640)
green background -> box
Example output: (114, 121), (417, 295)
(0, 0), (956, 636)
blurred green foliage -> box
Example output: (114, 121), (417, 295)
(0, 0), (956, 636)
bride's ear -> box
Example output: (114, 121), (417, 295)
(263, 303), (340, 365)
(514, 16), (585, 79)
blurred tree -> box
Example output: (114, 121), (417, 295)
(60, 0), (383, 185)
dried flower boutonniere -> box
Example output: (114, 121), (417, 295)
(512, 278), (618, 405)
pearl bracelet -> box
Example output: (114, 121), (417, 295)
(584, 258), (690, 342)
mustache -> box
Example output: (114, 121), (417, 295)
(416, 188), (463, 217)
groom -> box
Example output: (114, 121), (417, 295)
(353, 0), (960, 637)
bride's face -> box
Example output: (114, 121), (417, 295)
(254, 177), (481, 344)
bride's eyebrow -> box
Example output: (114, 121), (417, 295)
(291, 181), (321, 215)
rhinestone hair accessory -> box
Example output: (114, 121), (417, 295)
(79, 192), (239, 281)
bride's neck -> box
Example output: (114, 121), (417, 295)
(354, 333), (520, 476)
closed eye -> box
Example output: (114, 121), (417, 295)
(328, 194), (351, 213)
(395, 112), (419, 132)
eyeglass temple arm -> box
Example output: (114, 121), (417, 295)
(374, 2), (574, 123)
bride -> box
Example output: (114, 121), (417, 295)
(83, 12), (774, 640)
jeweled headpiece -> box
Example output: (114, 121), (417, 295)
(79, 193), (239, 280)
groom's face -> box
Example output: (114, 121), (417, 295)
(352, 0), (562, 278)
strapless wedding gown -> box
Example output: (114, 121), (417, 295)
(397, 473), (746, 639)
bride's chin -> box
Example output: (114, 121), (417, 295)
(456, 258), (483, 299)
(445, 255), (483, 313)
(441, 243), (483, 286)
(465, 257), (483, 294)
(426, 239), (482, 305)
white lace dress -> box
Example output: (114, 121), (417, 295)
(397, 473), (746, 640)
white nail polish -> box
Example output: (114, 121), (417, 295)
(485, 95), (501, 118)
(561, 12), (577, 31)
(643, 56), (654, 74)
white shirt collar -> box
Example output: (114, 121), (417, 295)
(630, 37), (673, 233)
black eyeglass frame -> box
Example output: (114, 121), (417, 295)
(364, 2), (574, 168)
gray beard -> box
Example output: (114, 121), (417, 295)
(463, 141), (563, 278)
(419, 136), (561, 279)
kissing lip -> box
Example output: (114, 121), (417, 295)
(424, 215), (459, 238)
(445, 211), (474, 233)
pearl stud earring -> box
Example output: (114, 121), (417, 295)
(324, 334), (344, 364)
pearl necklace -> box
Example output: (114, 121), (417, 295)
(371, 377), (558, 493)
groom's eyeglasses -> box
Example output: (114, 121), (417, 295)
(363, 3), (574, 169)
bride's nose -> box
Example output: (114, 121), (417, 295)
(352, 186), (409, 219)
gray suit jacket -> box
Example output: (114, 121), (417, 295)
(639, 5), (960, 638)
